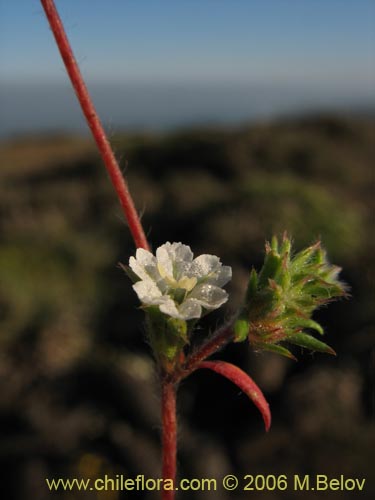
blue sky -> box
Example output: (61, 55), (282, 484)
(1, 0), (374, 86)
(0, 1), (374, 135)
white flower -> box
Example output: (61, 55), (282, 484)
(129, 242), (232, 320)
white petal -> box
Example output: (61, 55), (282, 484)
(156, 241), (193, 272)
(213, 265), (232, 287)
(190, 254), (232, 286)
(156, 245), (174, 277)
(188, 283), (228, 309)
(133, 279), (163, 304)
(177, 299), (202, 320)
(129, 256), (152, 281)
(159, 298), (202, 320)
(129, 243), (230, 319)
(170, 242), (194, 263)
(191, 254), (221, 278)
(159, 298), (182, 319)
(129, 249), (160, 282)
(135, 248), (156, 266)
(174, 260), (193, 280)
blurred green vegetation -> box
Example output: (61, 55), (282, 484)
(0, 115), (374, 499)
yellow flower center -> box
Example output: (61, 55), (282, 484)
(157, 263), (197, 292)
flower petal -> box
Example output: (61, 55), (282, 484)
(157, 242), (194, 278)
(191, 255), (232, 286)
(188, 283), (228, 309)
(129, 257), (152, 282)
(177, 299), (202, 320)
(129, 242), (230, 320)
(156, 244), (174, 277)
(135, 248), (156, 266)
(174, 260), (194, 281)
(168, 242), (194, 263)
(129, 248), (160, 281)
(133, 279), (164, 304)
(190, 254), (221, 277)
(213, 265), (232, 287)
(159, 298), (183, 319)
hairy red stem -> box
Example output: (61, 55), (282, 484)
(40, 0), (149, 250)
(176, 322), (234, 382)
(161, 381), (177, 500)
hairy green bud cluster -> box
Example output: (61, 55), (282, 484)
(234, 235), (347, 358)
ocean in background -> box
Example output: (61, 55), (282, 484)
(0, 81), (374, 138)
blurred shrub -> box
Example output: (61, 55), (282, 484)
(0, 115), (374, 499)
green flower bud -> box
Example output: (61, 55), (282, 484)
(236, 234), (348, 357)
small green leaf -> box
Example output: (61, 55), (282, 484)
(288, 332), (336, 355)
(245, 268), (258, 302)
(270, 236), (279, 252)
(234, 318), (249, 342)
(258, 252), (282, 286)
(280, 235), (292, 255)
(277, 266), (291, 289)
(291, 242), (320, 272)
(289, 318), (324, 335)
(256, 342), (297, 361)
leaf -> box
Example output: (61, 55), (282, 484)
(234, 318), (249, 342)
(256, 342), (297, 361)
(280, 234), (292, 255)
(287, 332), (336, 355)
(289, 318), (324, 335)
(258, 252), (282, 286)
(291, 241), (321, 272)
(245, 268), (258, 302)
(198, 361), (271, 431)
(270, 236), (279, 252)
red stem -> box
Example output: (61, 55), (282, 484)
(161, 381), (177, 500)
(40, 0), (149, 250)
(176, 321), (234, 382)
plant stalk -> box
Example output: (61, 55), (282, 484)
(161, 380), (177, 500)
(40, 0), (149, 250)
(176, 321), (234, 382)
